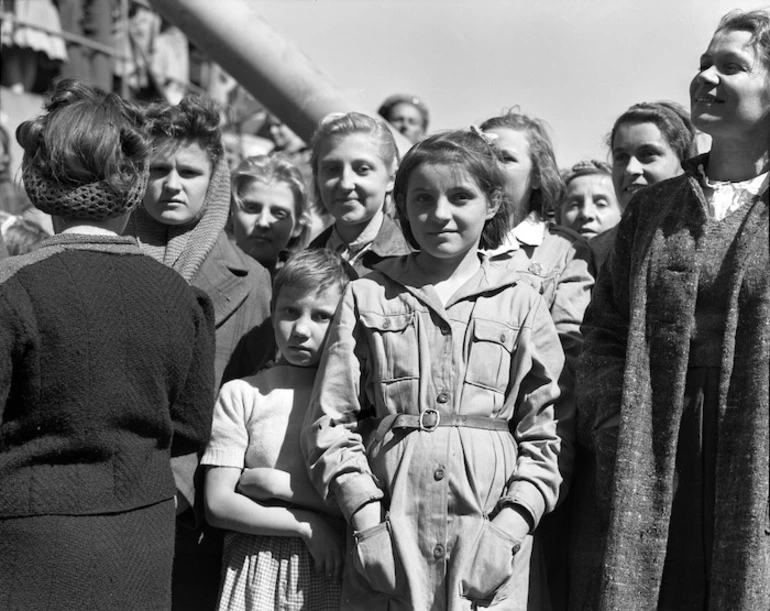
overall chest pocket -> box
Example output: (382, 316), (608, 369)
(359, 311), (419, 383)
(466, 319), (517, 393)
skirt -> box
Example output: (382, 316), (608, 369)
(658, 366), (719, 610)
(0, 499), (175, 611)
(218, 532), (341, 611)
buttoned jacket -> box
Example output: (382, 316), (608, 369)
(303, 254), (573, 609)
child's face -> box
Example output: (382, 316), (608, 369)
(404, 163), (499, 266)
(483, 127), (535, 223)
(559, 174), (622, 239)
(232, 180), (301, 267)
(316, 133), (393, 230)
(144, 139), (212, 226)
(273, 284), (342, 368)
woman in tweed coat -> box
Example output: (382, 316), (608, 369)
(575, 9), (770, 610)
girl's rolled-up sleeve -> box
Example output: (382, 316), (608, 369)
(301, 284), (384, 522)
(502, 294), (574, 528)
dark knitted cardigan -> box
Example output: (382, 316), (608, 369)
(575, 154), (770, 610)
(0, 234), (216, 518)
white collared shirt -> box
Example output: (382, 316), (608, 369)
(484, 210), (546, 257)
(697, 164), (769, 221)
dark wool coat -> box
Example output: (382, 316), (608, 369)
(575, 156), (770, 610)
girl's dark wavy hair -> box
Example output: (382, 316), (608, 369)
(392, 129), (511, 251)
(142, 94), (224, 163)
(16, 78), (149, 191)
(607, 100), (697, 163)
(480, 109), (564, 219)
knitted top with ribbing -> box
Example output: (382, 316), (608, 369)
(0, 234), (216, 518)
(690, 201), (754, 367)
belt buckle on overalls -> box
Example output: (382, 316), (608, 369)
(418, 408), (441, 432)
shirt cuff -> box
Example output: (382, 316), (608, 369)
(500, 481), (547, 530)
(330, 471), (384, 522)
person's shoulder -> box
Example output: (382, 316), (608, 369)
(545, 223), (585, 245)
(631, 173), (694, 207)
(371, 213), (413, 257)
(308, 226), (333, 249)
(222, 365), (313, 399)
(216, 232), (271, 280)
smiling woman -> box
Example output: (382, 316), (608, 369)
(575, 9), (770, 610)
(308, 112), (412, 276)
(583, 101), (698, 268)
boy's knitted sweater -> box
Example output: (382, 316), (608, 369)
(0, 234), (216, 518)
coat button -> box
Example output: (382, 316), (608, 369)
(437, 392), (448, 404)
(512, 543), (521, 555)
(433, 467), (445, 481)
(433, 544), (444, 559)
(499, 333), (507, 343)
(440, 324), (450, 336)
(382, 319), (390, 329)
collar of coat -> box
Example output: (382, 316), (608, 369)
(373, 252), (528, 312)
(191, 232), (264, 326)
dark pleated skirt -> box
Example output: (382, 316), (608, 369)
(658, 367), (719, 611)
(0, 499), (175, 611)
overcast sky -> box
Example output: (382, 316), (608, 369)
(254, 0), (767, 167)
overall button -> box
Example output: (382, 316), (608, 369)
(433, 467), (445, 481)
(433, 544), (444, 559)
(436, 392), (449, 404)
(382, 319), (390, 329)
(499, 333), (507, 343)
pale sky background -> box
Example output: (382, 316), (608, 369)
(253, 0), (768, 167)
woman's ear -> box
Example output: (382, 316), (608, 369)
(386, 172), (396, 195)
(291, 214), (308, 238)
(485, 189), (503, 220)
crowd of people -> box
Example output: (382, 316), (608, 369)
(0, 6), (768, 611)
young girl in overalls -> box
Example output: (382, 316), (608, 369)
(302, 129), (574, 610)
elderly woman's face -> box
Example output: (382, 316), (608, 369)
(387, 103), (425, 144)
(690, 28), (770, 143)
(143, 139), (212, 226)
(559, 174), (621, 240)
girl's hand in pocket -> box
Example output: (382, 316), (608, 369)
(491, 505), (531, 541)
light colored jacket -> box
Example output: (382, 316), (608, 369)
(487, 214), (595, 374)
(302, 254), (573, 610)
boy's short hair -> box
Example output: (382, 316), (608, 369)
(271, 248), (356, 312)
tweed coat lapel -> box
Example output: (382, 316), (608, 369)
(602, 177), (707, 608)
(709, 192), (770, 610)
(191, 232), (251, 328)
